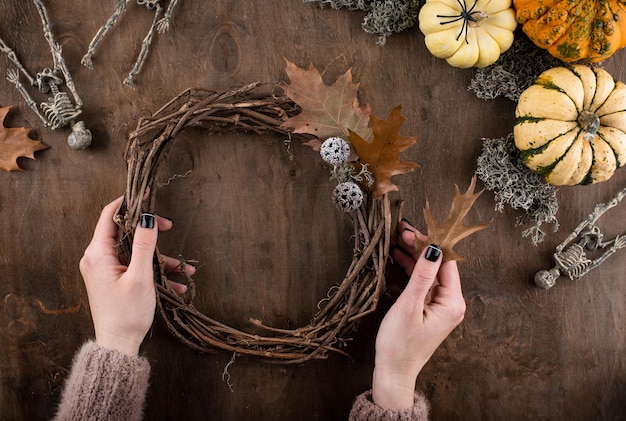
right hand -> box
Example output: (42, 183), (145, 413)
(372, 220), (466, 410)
(79, 197), (195, 356)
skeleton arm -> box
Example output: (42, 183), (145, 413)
(157, 0), (181, 33)
(32, 0), (58, 68)
(584, 235), (626, 275)
(0, 36), (36, 86)
(6, 69), (49, 126)
(50, 43), (82, 109)
(82, 0), (132, 69)
(124, 4), (162, 88)
(556, 186), (626, 253)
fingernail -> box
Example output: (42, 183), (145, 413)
(425, 244), (442, 262)
(401, 217), (413, 226)
(402, 228), (415, 234)
(140, 213), (155, 229)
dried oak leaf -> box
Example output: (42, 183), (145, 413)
(415, 175), (490, 262)
(349, 106), (419, 200)
(279, 59), (372, 148)
(0, 105), (48, 172)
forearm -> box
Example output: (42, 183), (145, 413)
(52, 341), (150, 421)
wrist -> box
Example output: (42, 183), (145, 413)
(96, 332), (142, 357)
(372, 364), (419, 410)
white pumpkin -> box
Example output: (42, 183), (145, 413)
(515, 65), (626, 186)
(418, 0), (517, 68)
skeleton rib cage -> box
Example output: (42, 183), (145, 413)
(40, 80), (82, 130)
(553, 243), (591, 280)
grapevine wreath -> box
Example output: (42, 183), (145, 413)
(112, 81), (403, 364)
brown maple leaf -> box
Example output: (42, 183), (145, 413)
(279, 59), (372, 144)
(349, 106), (419, 200)
(0, 105), (48, 172)
(415, 175), (490, 262)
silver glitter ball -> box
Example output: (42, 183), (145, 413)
(332, 181), (363, 212)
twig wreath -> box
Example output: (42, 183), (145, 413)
(113, 82), (395, 363)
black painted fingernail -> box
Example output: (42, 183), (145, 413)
(425, 244), (442, 262)
(140, 213), (155, 229)
(401, 217), (413, 226)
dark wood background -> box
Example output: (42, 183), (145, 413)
(1, 1), (625, 419)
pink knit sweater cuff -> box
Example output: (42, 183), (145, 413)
(349, 390), (430, 421)
(52, 340), (151, 421)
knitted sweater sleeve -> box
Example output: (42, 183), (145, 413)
(349, 390), (430, 421)
(52, 341), (150, 421)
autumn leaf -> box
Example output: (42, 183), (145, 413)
(415, 175), (490, 262)
(279, 59), (372, 144)
(0, 105), (48, 172)
(349, 106), (419, 200)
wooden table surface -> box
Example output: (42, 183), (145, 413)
(1, 1), (625, 420)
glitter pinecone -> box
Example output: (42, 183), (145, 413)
(320, 137), (350, 167)
(332, 181), (363, 212)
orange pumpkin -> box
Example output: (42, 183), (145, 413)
(513, 0), (626, 62)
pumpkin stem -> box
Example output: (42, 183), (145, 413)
(468, 11), (488, 27)
(437, 0), (487, 43)
(578, 110), (600, 141)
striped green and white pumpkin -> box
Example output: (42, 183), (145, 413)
(514, 64), (626, 186)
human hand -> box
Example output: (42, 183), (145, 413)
(372, 220), (466, 410)
(79, 196), (195, 356)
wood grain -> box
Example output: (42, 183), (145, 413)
(0, 1), (625, 420)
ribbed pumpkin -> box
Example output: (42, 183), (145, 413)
(418, 0), (517, 68)
(514, 64), (626, 185)
(514, 0), (626, 62)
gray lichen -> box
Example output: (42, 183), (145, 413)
(468, 35), (563, 101)
(476, 134), (559, 245)
(303, 0), (422, 44)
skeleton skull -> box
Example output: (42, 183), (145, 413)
(67, 121), (92, 150)
(137, 0), (159, 9)
(534, 268), (560, 289)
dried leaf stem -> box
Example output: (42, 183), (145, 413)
(115, 84), (392, 363)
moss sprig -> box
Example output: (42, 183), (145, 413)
(304, 0), (423, 44)
(476, 134), (559, 245)
(468, 35), (563, 101)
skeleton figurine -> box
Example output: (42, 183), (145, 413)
(1, 0), (91, 150)
(82, 0), (181, 88)
(535, 186), (626, 289)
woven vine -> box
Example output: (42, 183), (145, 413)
(113, 83), (392, 363)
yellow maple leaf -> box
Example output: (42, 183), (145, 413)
(0, 105), (48, 172)
(349, 106), (419, 200)
(415, 175), (490, 262)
